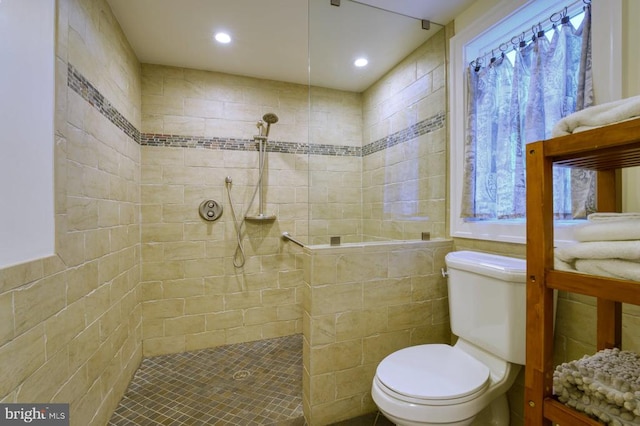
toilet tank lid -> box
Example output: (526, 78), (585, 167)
(445, 251), (526, 283)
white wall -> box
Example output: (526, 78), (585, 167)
(0, 0), (55, 267)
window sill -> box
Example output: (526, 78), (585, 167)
(450, 218), (582, 245)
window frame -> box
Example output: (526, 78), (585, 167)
(449, 0), (623, 245)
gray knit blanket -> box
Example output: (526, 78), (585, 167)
(553, 348), (640, 425)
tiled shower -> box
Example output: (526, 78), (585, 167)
(0, 0), (450, 424)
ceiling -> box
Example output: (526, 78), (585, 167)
(106, 0), (476, 92)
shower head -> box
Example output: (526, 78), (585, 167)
(262, 112), (279, 137)
(262, 113), (279, 124)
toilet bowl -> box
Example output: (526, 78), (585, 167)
(372, 340), (521, 425)
(371, 251), (527, 426)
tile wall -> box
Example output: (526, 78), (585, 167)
(0, 0), (143, 425)
(302, 239), (453, 424)
(139, 64), (312, 356)
(137, 25), (449, 358)
(362, 30), (447, 241)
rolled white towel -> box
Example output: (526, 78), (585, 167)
(552, 95), (640, 137)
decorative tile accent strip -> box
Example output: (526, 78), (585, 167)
(67, 64), (445, 157)
(362, 111), (446, 156)
(309, 143), (361, 157)
(67, 63), (140, 143)
(139, 134), (340, 155)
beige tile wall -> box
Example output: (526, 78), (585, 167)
(140, 146), (307, 355)
(362, 30), (447, 241)
(300, 87), (365, 245)
(308, 154), (363, 245)
(363, 31), (446, 145)
(140, 65), (310, 356)
(142, 64), (310, 141)
(363, 127), (447, 241)
(302, 239), (453, 424)
(138, 47), (450, 356)
(0, 0), (143, 425)
(309, 87), (363, 148)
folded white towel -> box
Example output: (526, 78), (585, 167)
(588, 213), (640, 222)
(555, 241), (640, 263)
(554, 257), (575, 272)
(552, 95), (640, 137)
(574, 220), (640, 242)
(575, 259), (640, 282)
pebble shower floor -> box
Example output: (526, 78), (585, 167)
(108, 334), (304, 425)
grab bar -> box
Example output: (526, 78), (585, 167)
(282, 232), (305, 248)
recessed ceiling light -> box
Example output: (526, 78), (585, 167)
(214, 32), (231, 44)
(354, 58), (368, 67)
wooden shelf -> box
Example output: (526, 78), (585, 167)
(544, 398), (604, 425)
(541, 117), (640, 169)
(525, 116), (640, 425)
(547, 270), (640, 305)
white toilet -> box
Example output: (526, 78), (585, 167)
(371, 250), (526, 426)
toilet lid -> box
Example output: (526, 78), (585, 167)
(376, 344), (490, 401)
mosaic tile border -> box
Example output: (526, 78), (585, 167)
(363, 111), (446, 156)
(140, 133), (363, 157)
(68, 64), (444, 158)
(67, 64), (140, 143)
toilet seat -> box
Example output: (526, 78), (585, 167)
(375, 344), (490, 405)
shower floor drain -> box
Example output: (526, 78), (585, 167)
(232, 370), (251, 380)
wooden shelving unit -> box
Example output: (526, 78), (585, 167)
(524, 117), (640, 425)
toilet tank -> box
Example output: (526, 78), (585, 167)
(445, 251), (526, 365)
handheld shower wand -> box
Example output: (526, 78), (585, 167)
(227, 113), (280, 267)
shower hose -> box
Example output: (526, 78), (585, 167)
(224, 141), (267, 268)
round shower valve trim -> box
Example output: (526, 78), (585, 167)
(199, 200), (223, 221)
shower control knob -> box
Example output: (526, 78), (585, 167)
(199, 200), (223, 221)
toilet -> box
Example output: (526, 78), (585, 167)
(371, 250), (527, 426)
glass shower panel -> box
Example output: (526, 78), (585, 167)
(308, 0), (447, 244)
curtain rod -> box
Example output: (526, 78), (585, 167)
(470, 0), (591, 71)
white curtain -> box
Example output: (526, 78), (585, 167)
(461, 6), (593, 220)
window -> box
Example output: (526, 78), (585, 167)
(449, 0), (622, 244)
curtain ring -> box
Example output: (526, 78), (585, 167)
(511, 34), (526, 49)
(499, 42), (508, 58)
(505, 33), (527, 50)
(550, 11), (562, 24)
(470, 57), (482, 72)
